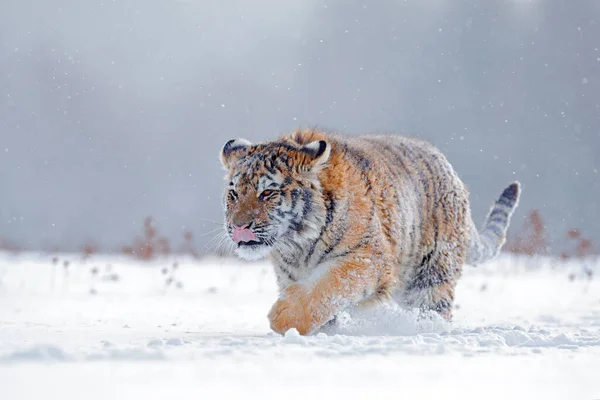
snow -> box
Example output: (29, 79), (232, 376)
(1, 252), (599, 399)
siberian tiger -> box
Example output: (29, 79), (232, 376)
(220, 130), (520, 335)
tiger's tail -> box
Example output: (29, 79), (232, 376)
(467, 182), (521, 265)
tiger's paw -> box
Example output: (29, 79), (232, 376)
(268, 284), (327, 336)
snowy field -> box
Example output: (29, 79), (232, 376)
(0, 252), (599, 399)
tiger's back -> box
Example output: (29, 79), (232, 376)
(220, 130), (520, 334)
(295, 133), (473, 313)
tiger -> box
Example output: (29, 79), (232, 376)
(219, 130), (520, 335)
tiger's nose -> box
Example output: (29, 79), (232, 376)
(232, 220), (254, 230)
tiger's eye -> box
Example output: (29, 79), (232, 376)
(259, 189), (277, 200)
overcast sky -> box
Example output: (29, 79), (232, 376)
(0, 0), (598, 255)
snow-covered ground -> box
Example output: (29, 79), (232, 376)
(0, 252), (599, 399)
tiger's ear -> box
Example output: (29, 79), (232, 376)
(298, 140), (330, 170)
(220, 138), (252, 170)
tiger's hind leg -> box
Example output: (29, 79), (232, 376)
(404, 278), (457, 320)
(402, 244), (464, 321)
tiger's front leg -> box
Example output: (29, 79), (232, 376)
(268, 258), (383, 335)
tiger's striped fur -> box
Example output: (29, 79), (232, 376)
(220, 130), (521, 335)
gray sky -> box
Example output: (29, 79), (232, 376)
(0, 0), (598, 255)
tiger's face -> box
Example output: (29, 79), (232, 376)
(219, 137), (330, 261)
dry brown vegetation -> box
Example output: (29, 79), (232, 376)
(560, 229), (595, 260)
(120, 217), (200, 261)
(504, 209), (548, 256)
(505, 209), (596, 258)
(1, 210), (596, 261)
(0, 238), (21, 253)
(121, 217), (172, 260)
(81, 243), (97, 260)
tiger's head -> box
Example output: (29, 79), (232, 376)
(219, 134), (331, 261)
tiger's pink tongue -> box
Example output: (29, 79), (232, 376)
(233, 228), (257, 244)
